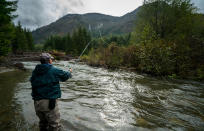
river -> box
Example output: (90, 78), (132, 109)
(0, 61), (204, 131)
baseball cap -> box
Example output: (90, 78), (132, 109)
(40, 53), (54, 60)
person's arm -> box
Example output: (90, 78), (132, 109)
(54, 68), (72, 82)
(30, 70), (35, 82)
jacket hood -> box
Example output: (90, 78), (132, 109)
(34, 64), (52, 75)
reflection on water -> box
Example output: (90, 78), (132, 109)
(0, 70), (33, 130)
(0, 61), (204, 131)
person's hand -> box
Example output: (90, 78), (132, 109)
(69, 68), (72, 73)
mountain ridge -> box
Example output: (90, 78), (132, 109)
(32, 7), (140, 43)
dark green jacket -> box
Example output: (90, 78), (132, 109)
(30, 64), (72, 100)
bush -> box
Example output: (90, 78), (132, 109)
(136, 40), (176, 75)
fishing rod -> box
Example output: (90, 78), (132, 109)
(78, 40), (93, 60)
(77, 26), (108, 61)
(99, 30), (108, 45)
(77, 25), (94, 61)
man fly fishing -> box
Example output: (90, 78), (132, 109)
(30, 53), (72, 131)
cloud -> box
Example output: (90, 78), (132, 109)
(191, 0), (204, 13)
(14, 0), (84, 30)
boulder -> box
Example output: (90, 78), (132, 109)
(14, 62), (26, 71)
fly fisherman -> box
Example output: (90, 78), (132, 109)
(30, 53), (72, 131)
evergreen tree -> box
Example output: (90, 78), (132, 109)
(65, 33), (72, 54)
(14, 22), (28, 52)
(25, 29), (34, 50)
(0, 0), (17, 56)
(43, 27), (91, 56)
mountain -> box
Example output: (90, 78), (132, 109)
(32, 7), (140, 43)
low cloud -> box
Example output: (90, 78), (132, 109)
(192, 0), (204, 13)
(14, 0), (84, 30)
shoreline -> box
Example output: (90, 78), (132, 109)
(0, 67), (15, 74)
(80, 60), (204, 83)
(1, 53), (203, 82)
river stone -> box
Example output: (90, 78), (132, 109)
(136, 118), (150, 127)
(14, 62), (26, 71)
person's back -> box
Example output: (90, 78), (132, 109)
(30, 53), (72, 131)
(31, 63), (71, 100)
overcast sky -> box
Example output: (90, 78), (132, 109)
(13, 0), (204, 30)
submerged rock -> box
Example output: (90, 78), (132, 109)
(14, 62), (26, 71)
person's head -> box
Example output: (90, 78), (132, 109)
(40, 53), (54, 64)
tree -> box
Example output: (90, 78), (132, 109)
(65, 33), (72, 54)
(0, 0), (17, 56)
(43, 27), (91, 56)
(25, 29), (34, 50)
(15, 22), (28, 52)
(132, 0), (197, 43)
(129, 0), (204, 78)
(12, 22), (35, 53)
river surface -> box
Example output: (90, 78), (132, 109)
(0, 61), (204, 131)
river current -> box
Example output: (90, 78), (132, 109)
(0, 61), (204, 131)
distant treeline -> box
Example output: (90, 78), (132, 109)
(91, 33), (131, 48)
(43, 27), (132, 55)
(82, 0), (204, 80)
(12, 22), (34, 53)
(43, 27), (91, 56)
(0, 0), (34, 56)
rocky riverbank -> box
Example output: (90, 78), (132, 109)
(0, 52), (75, 71)
(0, 56), (27, 71)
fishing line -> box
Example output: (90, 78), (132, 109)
(77, 25), (94, 61)
(99, 30), (108, 45)
(75, 25), (118, 84)
(78, 29), (108, 60)
(99, 29), (118, 83)
(78, 40), (93, 60)
(75, 25), (113, 83)
(78, 26), (109, 61)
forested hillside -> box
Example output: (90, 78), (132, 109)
(32, 8), (139, 43)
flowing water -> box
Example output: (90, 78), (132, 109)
(0, 61), (204, 131)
